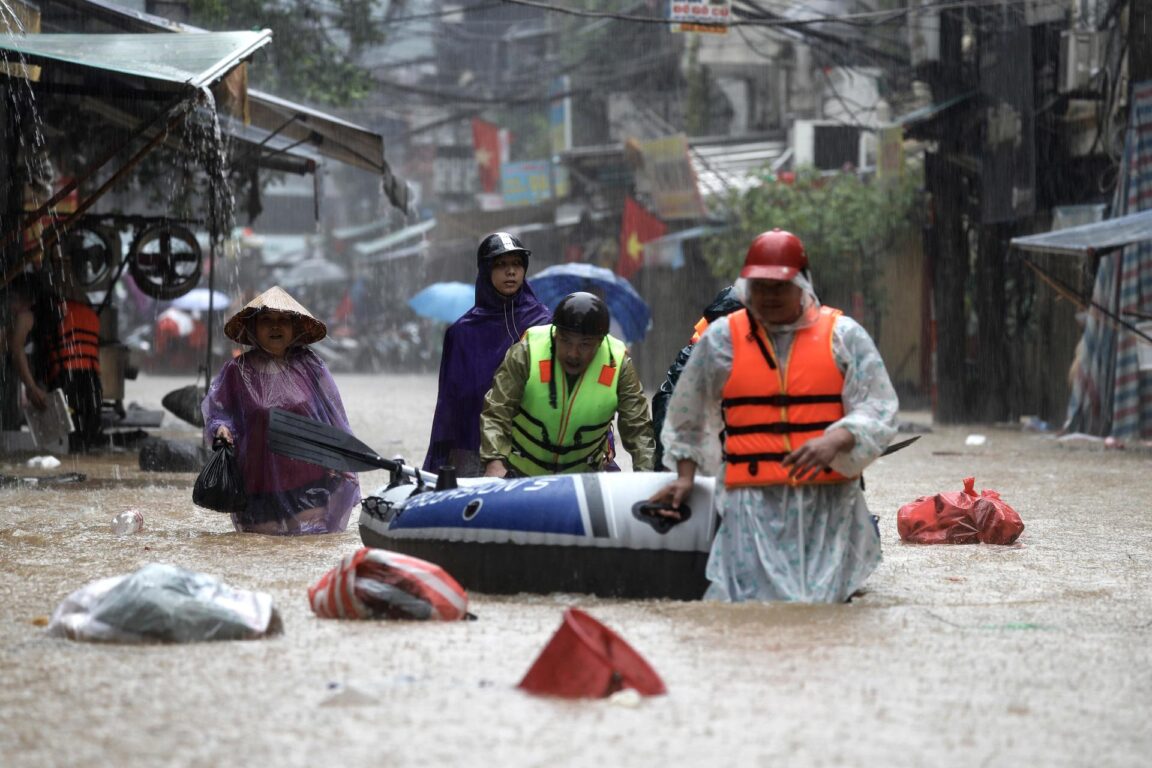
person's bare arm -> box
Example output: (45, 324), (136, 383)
(7, 308), (47, 410)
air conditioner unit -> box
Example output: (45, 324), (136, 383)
(792, 120), (863, 171)
(1059, 30), (1103, 94)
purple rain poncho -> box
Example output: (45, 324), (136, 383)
(202, 347), (360, 535)
(423, 263), (552, 474)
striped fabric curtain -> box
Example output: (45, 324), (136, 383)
(1065, 79), (1152, 440)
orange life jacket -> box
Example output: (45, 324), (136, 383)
(689, 315), (709, 344)
(721, 306), (852, 487)
(46, 299), (101, 382)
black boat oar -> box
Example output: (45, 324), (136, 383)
(270, 408), (919, 486)
(267, 408), (437, 484)
(883, 435), (921, 456)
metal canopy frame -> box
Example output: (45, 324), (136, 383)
(1, 31), (270, 285)
(1009, 209), (1152, 257)
(0, 30), (271, 89)
(33, 0), (411, 213)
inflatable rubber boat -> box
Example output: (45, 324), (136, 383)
(268, 408), (918, 600)
(359, 471), (717, 600)
(266, 407), (716, 600)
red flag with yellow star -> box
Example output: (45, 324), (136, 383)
(617, 196), (666, 279)
(472, 118), (507, 194)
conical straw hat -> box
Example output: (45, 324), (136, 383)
(224, 286), (327, 345)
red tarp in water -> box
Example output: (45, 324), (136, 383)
(309, 548), (468, 621)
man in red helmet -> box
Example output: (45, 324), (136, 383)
(649, 229), (899, 603)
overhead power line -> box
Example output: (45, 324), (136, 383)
(496, 0), (1068, 29)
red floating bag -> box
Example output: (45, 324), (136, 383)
(309, 547), (468, 621)
(897, 476), (1024, 545)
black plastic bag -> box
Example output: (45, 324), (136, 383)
(192, 438), (248, 513)
(162, 384), (205, 427)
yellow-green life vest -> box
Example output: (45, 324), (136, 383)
(508, 326), (626, 476)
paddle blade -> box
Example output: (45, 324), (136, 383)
(267, 408), (394, 474)
(882, 435), (922, 456)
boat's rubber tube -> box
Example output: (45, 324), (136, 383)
(359, 472), (717, 599)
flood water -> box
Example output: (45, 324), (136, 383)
(2, 373), (1150, 766)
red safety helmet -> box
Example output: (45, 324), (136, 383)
(740, 229), (808, 281)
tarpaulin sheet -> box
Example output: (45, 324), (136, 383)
(1010, 209), (1152, 257)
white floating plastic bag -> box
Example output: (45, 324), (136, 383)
(47, 563), (282, 643)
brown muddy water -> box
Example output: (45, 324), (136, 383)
(2, 373), (1150, 767)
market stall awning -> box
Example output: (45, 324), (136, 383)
(28, 0), (412, 213)
(245, 90), (410, 211)
(691, 138), (788, 198)
(351, 218), (436, 260)
(1, 29), (314, 174)
(644, 224), (728, 269)
(1010, 210), (1152, 256)
(79, 95), (318, 176)
(0, 30), (270, 89)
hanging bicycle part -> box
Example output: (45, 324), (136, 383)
(129, 223), (202, 300)
(62, 225), (121, 290)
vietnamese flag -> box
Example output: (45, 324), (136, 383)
(472, 118), (508, 194)
(617, 196), (666, 279)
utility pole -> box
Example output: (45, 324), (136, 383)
(1132, 0), (1152, 84)
(928, 9), (971, 423)
(971, 11), (1036, 424)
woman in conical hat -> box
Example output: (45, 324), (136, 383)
(201, 286), (360, 535)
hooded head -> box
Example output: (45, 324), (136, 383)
(476, 231), (530, 270)
(471, 232), (533, 311)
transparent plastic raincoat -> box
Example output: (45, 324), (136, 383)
(203, 347), (360, 535)
(660, 276), (898, 602)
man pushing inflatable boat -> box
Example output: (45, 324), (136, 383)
(479, 291), (655, 478)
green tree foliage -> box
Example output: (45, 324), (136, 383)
(187, 0), (385, 105)
(705, 167), (922, 330)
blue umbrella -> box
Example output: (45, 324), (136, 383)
(408, 281), (474, 323)
(529, 263), (651, 343)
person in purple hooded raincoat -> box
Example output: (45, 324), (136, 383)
(202, 286), (360, 535)
(423, 232), (552, 476)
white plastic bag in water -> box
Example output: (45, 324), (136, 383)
(47, 563), (282, 643)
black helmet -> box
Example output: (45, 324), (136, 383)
(477, 231), (530, 268)
(552, 292), (610, 337)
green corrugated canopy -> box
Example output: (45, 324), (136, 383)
(0, 30), (270, 88)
